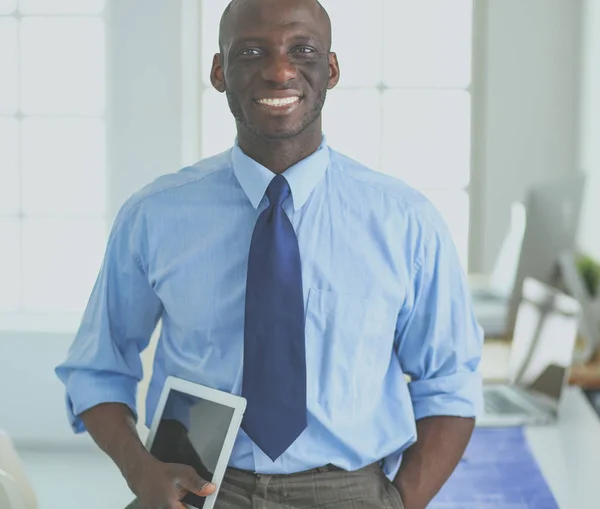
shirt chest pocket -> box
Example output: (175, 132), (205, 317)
(305, 288), (398, 403)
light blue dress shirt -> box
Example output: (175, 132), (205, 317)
(56, 137), (483, 479)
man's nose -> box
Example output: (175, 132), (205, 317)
(261, 53), (297, 84)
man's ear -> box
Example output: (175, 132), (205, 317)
(211, 53), (226, 93)
(327, 52), (340, 90)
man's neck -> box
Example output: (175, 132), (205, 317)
(237, 126), (323, 175)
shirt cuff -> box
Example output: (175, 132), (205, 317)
(408, 370), (483, 420)
(56, 368), (138, 433)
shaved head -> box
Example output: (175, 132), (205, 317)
(219, 0), (332, 53)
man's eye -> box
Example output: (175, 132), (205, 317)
(241, 48), (261, 56)
(293, 46), (316, 54)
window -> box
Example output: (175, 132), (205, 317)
(199, 0), (473, 268)
(0, 0), (107, 323)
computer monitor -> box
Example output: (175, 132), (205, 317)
(504, 173), (587, 339)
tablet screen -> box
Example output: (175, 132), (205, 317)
(149, 388), (236, 508)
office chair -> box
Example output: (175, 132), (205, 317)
(0, 469), (26, 509)
(0, 430), (38, 509)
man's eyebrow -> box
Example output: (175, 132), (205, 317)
(288, 34), (324, 46)
(230, 32), (325, 49)
(230, 35), (270, 46)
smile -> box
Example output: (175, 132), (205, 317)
(255, 96), (301, 108)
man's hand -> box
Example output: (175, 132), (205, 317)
(129, 457), (216, 509)
(79, 404), (216, 508)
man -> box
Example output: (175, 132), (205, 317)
(55, 0), (483, 507)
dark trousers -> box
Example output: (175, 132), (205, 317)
(125, 462), (404, 508)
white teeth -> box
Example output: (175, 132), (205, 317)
(256, 97), (299, 107)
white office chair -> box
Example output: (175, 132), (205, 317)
(0, 430), (38, 509)
(0, 469), (26, 509)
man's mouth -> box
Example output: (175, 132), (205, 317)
(254, 96), (302, 110)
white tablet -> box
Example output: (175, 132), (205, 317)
(145, 376), (247, 509)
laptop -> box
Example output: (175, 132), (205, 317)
(478, 277), (581, 427)
(145, 376), (247, 509)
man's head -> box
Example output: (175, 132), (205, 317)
(211, 0), (340, 142)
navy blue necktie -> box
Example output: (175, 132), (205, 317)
(242, 174), (307, 461)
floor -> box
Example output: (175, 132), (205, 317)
(18, 447), (134, 509)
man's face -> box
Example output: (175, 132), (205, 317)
(212, 0), (340, 141)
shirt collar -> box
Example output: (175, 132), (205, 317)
(231, 136), (330, 211)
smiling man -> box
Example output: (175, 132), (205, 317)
(55, 0), (483, 508)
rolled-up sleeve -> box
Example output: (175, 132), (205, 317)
(55, 199), (163, 433)
(396, 216), (483, 421)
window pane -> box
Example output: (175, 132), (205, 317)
(22, 218), (106, 312)
(383, 0), (473, 88)
(202, 88), (236, 158)
(320, 0), (383, 87)
(19, 0), (104, 14)
(21, 17), (105, 115)
(0, 18), (18, 114)
(422, 189), (469, 269)
(0, 219), (20, 311)
(0, 117), (20, 215)
(201, 0), (231, 87)
(382, 90), (471, 188)
(323, 88), (381, 170)
(22, 118), (106, 217)
(0, 0), (16, 14)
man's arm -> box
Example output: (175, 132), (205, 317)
(79, 403), (154, 491)
(55, 202), (214, 507)
(394, 210), (483, 509)
(393, 416), (474, 509)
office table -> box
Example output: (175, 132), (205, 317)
(481, 340), (600, 508)
(525, 387), (600, 509)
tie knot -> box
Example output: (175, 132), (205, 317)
(266, 175), (291, 207)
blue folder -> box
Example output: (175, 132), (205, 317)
(429, 427), (559, 508)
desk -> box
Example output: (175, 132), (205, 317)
(481, 341), (600, 508)
(526, 388), (600, 508)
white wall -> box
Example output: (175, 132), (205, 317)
(580, 0), (600, 177)
(0, 332), (95, 447)
(577, 0), (600, 263)
(107, 0), (185, 222)
(472, 0), (583, 272)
